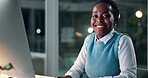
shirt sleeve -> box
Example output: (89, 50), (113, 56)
(101, 35), (137, 78)
(65, 35), (90, 78)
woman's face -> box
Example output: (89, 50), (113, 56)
(91, 2), (117, 38)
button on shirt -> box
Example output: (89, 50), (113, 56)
(65, 29), (137, 78)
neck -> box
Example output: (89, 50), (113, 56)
(96, 29), (113, 39)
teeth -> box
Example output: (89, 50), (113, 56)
(96, 26), (104, 28)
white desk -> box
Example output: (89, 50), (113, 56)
(0, 74), (55, 78)
(35, 75), (55, 78)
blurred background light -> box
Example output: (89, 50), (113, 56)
(75, 32), (83, 37)
(135, 10), (143, 18)
(88, 27), (93, 33)
(36, 28), (41, 34)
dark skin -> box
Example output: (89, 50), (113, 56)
(91, 2), (118, 39)
(56, 2), (118, 78)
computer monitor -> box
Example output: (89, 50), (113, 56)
(0, 0), (35, 78)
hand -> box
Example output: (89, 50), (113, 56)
(56, 75), (72, 78)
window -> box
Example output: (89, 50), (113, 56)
(20, 0), (147, 77)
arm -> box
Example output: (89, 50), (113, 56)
(102, 35), (137, 78)
(64, 36), (90, 78)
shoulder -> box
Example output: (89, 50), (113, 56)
(118, 33), (135, 56)
(114, 32), (132, 43)
(85, 33), (95, 41)
(119, 33), (134, 48)
(120, 34), (133, 43)
(84, 33), (96, 44)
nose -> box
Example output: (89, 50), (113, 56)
(96, 16), (103, 23)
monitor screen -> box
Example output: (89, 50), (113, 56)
(0, 0), (35, 78)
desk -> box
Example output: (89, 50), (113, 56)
(35, 75), (55, 78)
(0, 74), (53, 78)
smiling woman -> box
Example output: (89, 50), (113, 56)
(56, 0), (137, 78)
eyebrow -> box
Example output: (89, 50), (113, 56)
(92, 11), (109, 14)
(92, 11), (98, 14)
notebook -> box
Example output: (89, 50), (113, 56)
(0, 0), (35, 78)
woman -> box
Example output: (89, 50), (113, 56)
(57, 0), (137, 78)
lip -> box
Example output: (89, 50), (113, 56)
(93, 24), (105, 27)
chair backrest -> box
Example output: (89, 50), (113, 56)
(137, 68), (148, 78)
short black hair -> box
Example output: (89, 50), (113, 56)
(93, 0), (119, 18)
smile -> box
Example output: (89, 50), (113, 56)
(96, 26), (104, 28)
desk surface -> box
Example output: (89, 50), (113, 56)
(35, 75), (55, 78)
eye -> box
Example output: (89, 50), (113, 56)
(102, 14), (111, 18)
(92, 15), (98, 18)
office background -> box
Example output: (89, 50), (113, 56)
(20, 0), (147, 77)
